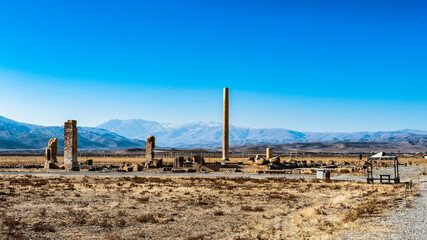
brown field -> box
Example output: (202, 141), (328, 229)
(0, 174), (412, 240)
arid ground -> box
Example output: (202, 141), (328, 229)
(0, 155), (425, 167)
(0, 174), (417, 240)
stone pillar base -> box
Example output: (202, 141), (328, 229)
(44, 162), (59, 170)
(65, 164), (80, 171)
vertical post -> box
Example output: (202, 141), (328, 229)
(222, 87), (229, 161)
(146, 136), (155, 162)
(266, 148), (273, 159)
(395, 158), (400, 183)
(64, 120), (79, 171)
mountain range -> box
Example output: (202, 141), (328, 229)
(1, 116), (426, 151)
(0, 116), (145, 150)
(97, 119), (427, 149)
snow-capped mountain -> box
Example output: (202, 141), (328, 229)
(97, 119), (427, 148)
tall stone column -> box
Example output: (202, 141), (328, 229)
(222, 88), (229, 161)
(146, 136), (155, 162)
(64, 120), (79, 171)
(266, 148), (273, 159)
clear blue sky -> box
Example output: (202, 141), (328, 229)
(0, 0), (426, 132)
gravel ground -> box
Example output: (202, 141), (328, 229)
(381, 175), (427, 240)
(341, 171), (427, 240)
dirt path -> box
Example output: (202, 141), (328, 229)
(382, 176), (427, 240)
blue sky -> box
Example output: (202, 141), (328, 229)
(0, 0), (426, 131)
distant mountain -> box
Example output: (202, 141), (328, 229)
(230, 141), (427, 153)
(2, 115), (425, 151)
(97, 119), (427, 149)
(0, 116), (145, 150)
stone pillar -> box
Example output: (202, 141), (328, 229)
(222, 88), (229, 161)
(64, 120), (79, 171)
(146, 136), (155, 162)
(45, 138), (58, 163)
(266, 148), (273, 159)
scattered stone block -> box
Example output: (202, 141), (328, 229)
(123, 166), (133, 172)
(133, 164), (144, 172)
(193, 155), (205, 165)
(153, 159), (163, 168)
(269, 157), (280, 164)
(173, 157), (185, 168)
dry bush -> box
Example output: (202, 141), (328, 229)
(213, 210), (224, 216)
(186, 235), (205, 240)
(253, 206), (264, 212)
(1, 215), (22, 229)
(240, 205), (264, 212)
(341, 199), (387, 223)
(135, 214), (158, 223)
(136, 196), (149, 203)
(32, 222), (55, 232)
(70, 210), (88, 225)
(104, 233), (123, 240)
(240, 205), (252, 211)
(116, 218), (126, 227)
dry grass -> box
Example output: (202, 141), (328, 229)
(0, 174), (409, 239)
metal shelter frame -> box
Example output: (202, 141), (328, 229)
(367, 152), (400, 184)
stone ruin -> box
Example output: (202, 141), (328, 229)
(64, 120), (80, 171)
(173, 157), (185, 168)
(172, 155), (206, 171)
(143, 136), (163, 169)
(44, 138), (58, 169)
(146, 136), (155, 162)
(266, 148), (273, 160)
(46, 138), (58, 162)
(254, 155), (266, 165)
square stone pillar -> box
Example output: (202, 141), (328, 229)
(266, 148), (273, 159)
(64, 120), (79, 171)
(146, 136), (155, 162)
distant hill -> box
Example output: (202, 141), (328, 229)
(0, 116), (145, 150)
(97, 119), (427, 149)
(230, 141), (427, 153)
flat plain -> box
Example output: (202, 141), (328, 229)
(0, 173), (414, 240)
